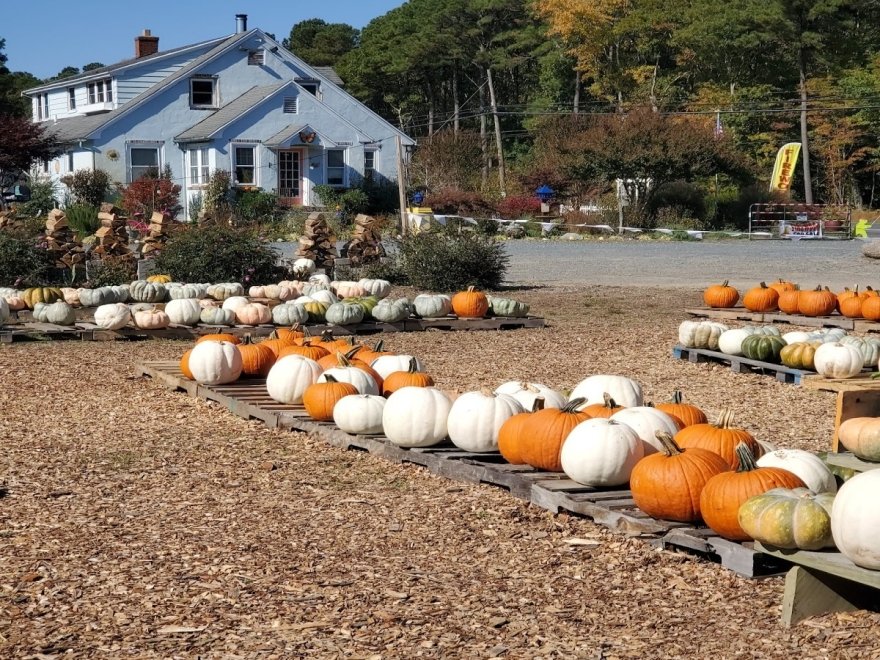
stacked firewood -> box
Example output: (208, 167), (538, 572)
(141, 211), (175, 256)
(342, 214), (386, 267)
(297, 212), (338, 272)
(0, 211), (28, 233)
(44, 209), (86, 268)
(92, 203), (133, 259)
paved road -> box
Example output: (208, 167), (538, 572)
(277, 239), (878, 290)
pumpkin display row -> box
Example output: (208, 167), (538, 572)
(704, 279), (880, 320)
(679, 320), (874, 378)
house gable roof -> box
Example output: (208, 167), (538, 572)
(175, 82), (291, 142)
(265, 124), (336, 148)
(312, 66), (343, 86)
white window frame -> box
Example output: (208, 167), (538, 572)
(36, 94), (49, 121)
(190, 76), (217, 108)
(87, 79), (113, 104)
(231, 143), (258, 187)
(127, 142), (163, 182)
(363, 149), (377, 181)
(68, 87), (76, 111)
(326, 149), (346, 188)
(187, 147), (211, 186)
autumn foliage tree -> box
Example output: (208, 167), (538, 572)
(0, 115), (60, 184)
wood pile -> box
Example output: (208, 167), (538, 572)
(342, 214), (386, 267)
(141, 211), (175, 256)
(44, 209), (86, 268)
(91, 203), (133, 260)
(297, 212), (338, 272)
(0, 211), (28, 233)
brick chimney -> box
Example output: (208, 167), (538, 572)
(135, 29), (159, 58)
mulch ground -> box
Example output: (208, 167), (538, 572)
(1, 285), (877, 659)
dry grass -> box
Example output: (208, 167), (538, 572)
(1, 285), (876, 659)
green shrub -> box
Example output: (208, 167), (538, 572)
(65, 204), (100, 239)
(188, 192), (203, 222)
(0, 233), (54, 286)
(61, 169), (112, 207)
(234, 190), (279, 225)
(392, 230), (508, 291)
(154, 224), (281, 284)
(14, 171), (58, 220)
(203, 170), (233, 219)
(646, 181), (706, 227)
(314, 184), (369, 223)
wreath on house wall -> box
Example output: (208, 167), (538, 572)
(105, 149), (119, 161)
(298, 130), (316, 144)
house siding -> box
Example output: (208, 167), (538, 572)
(116, 49), (208, 103)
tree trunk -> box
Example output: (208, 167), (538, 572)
(453, 68), (460, 134)
(486, 67), (506, 196)
(427, 79), (435, 136)
(649, 61), (659, 112)
(479, 77), (489, 190)
(573, 68), (580, 115)
(799, 50), (813, 205)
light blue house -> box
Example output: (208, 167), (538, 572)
(24, 14), (415, 211)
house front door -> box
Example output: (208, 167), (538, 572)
(278, 149), (303, 205)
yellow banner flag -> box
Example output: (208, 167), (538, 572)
(769, 142), (801, 192)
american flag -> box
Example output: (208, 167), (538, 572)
(714, 112), (724, 139)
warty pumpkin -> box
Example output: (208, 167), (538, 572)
(302, 375), (358, 421)
(699, 443), (805, 541)
(742, 282), (779, 312)
(738, 487), (835, 550)
(630, 432), (731, 522)
(703, 281), (739, 309)
(674, 409), (758, 470)
(517, 398), (592, 472)
(654, 390), (708, 427)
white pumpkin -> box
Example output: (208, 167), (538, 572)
(94, 303), (131, 330)
(310, 289), (339, 305)
(832, 470), (880, 569)
(272, 302), (308, 326)
(33, 301), (76, 325)
(383, 387), (452, 448)
(813, 342), (863, 379)
(371, 354), (425, 380)
(207, 282), (245, 300)
(447, 391), (524, 453)
(840, 336), (880, 369)
(200, 307), (236, 326)
(782, 331), (813, 344)
(333, 394), (386, 435)
(358, 278), (392, 299)
(60, 287), (81, 306)
(756, 449), (837, 494)
(222, 296), (250, 312)
(560, 418), (645, 487)
(0, 297), (9, 325)
(678, 320), (728, 350)
(292, 295), (316, 306)
(188, 340), (242, 385)
(319, 364), (380, 395)
(133, 308), (171, 330)
(494, 381), (567, 409)
(292, 258), (316, 276)
(413, 293), (452, 318)
(609, 407), (681, 455)
(266, 355), (323, 404)
(168, 283), (207, 300)
(718, 328), (754, 356)
(569, 375), (643, 408)
(165, 298), (202, 326)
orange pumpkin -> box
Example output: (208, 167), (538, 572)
(196, 333), (241, 345)
(352, 340), (394, 365)
(317, 330), (355, 355)
(699, 443), (805, 540)
(318, 347), (361, 371)
(777, 287), (801, 314)
(674, 410), (758, 470)
(382, 357), (435, 396)
(630, 432), (730, 522)
(275, 324), (305, 343)
(798, 286), (837, 317)
(580, 392), (624, 418)
(180, 349), (194, 379)
(517, 398), (592, 472)
(742, 282), (779, 312)
(279, 339), (330, 361)
(703, 281), (740, 308)
(768, 279), (797, 296)
(654, 390), (708, 428)
(237, 335), (276, 377)
(837, 286), (868, 319)
(863, 295), (880, 321)
(451, 286), (489, 318)
(498, 398), (545, 465)
(324, 350), (384, 391)
(302, 375), (358, 421)
(261, 329), (298, 358)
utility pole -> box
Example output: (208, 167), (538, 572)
(395, 135), (408, 236)
(799, 51), (813, 205)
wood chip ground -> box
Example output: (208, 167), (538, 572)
(2, 285), (878, 658)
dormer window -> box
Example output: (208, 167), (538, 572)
(296, 79), (320, 98)
(68, 88), (76, 110)
(190, 76), (217, 108)
(87, 79), (112, 104)
(35, 93), (49, 121)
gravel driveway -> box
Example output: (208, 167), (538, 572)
(278, 238), (877, 291)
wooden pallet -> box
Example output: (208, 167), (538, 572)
(134, 360), (778, 577)
(672, 345), (811, 384)
(800, 372), (880, 393)
(753, 543), (880, 627)
(685, 307), (856, 330)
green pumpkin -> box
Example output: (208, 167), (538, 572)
(740, 334), (786, 363)
(371, 297), (412, 323)
(738, 487), (835, 550)
(302, 301), (329, 323)
(325, 301), (365, 325)
(129, 280), (167, 303)
(488, 296), (530, 318)
(343, 296), (379, 317)
(779, 341), (821, 370)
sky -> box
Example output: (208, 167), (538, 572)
(3, 0), (403, 79)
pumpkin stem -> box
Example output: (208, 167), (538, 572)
(408, 357), (419, 373)
(564, 397), (587, 412)
(714, 409), (735, 429)
(467, 285), (475, 293)
(655, 431), (683, 456)
(324, 374), (339, 383)
(759, 281), (768, 289)
(602, 392), (618, 409)
(671, 390), (684, 404)
(374, 339), (385, 352)
(336, 351), (353, 367)
(721, 280), (729, 287)
(734, 442), (758, 472)
(531, 397), (546, 412)
(242, 334), (255, 345)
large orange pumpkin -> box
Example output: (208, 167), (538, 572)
(180, 349), (194, 379)
(630, 432), (730, 522)
(353, 339), (394, 365)
(498, 398), (545, 465)
(580, 392), (623, 418)
(654, 390), (707, 428)
(703, 281), (739, 308)
(196, 333), (241, 345)
(798, 286), (837, 317)
(382, 357), (434, 396)
(768, 279), (797, 297)
(517, 398), (592, 472)
(863, 295), (880, 321)
(742, 282), (779, 312)
(275, 324), (305, 343)
(699, 443), (805, 540)
(237, 335), (276, 377)
(451, 286), (489, 318)
(280, 339), (330, 362)
(674, 410), (758, 470)
(302, 375), (358, 421)
(837, 287), (867, 319)
(777, 287), (801, 314)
